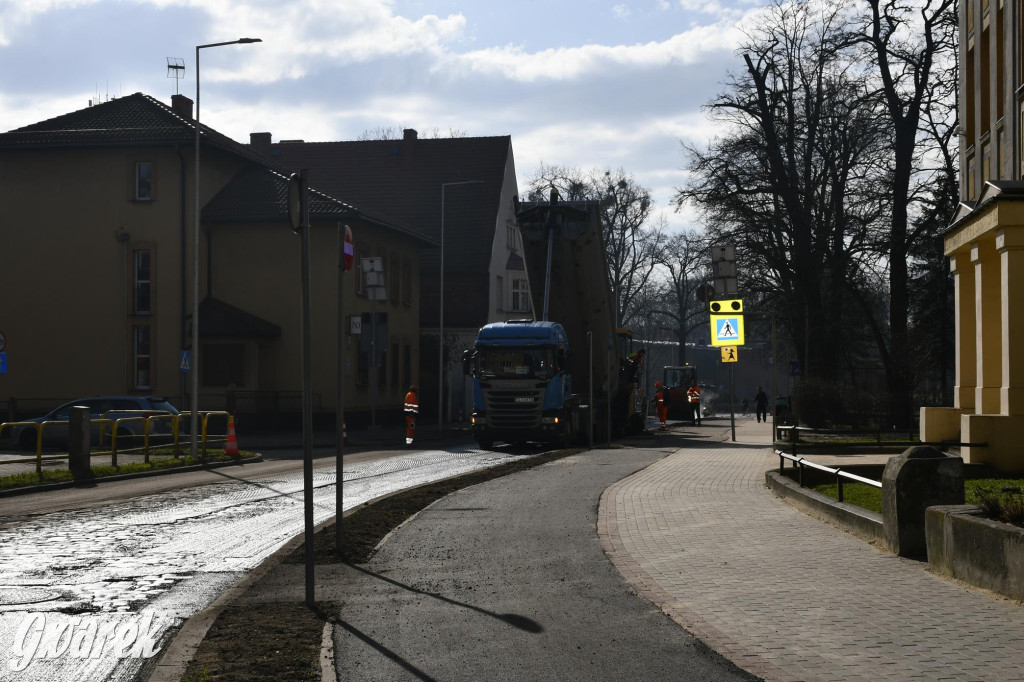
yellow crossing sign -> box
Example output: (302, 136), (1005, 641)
(721, 346), (738, 363)
(710, 314), (744, 346)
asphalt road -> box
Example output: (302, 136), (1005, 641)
(333, 445), (759, 681)
(0, 443), (530, 681)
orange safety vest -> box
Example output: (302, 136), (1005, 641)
(404, 391), (419, 415)
(687, 386), (701, 403)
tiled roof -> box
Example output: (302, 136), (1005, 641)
(202, 166), (436, 245)
(0, 92), (263, 165)
(257, 134), (513, 277)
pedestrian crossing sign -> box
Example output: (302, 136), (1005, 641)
(721, 346), (738, 362)
(710, 314), (744, 347)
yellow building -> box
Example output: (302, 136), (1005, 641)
(921, 0), (1024, 471)
(0, 93), (435, 429)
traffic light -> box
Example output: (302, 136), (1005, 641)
(709, 299), (743, 314)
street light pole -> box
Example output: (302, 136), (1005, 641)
(438, 180), (482, 432)
(191, 37), (261, 460)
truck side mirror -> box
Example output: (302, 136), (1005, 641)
(462, 349), (473, 376)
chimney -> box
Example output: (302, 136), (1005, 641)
(250, 132), (272, 157)
(403, 128), (418, 142)
(171, 94), (193, 120)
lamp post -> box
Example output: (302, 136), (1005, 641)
(438, 180), (482, 431)
(191, 37), (261, 459)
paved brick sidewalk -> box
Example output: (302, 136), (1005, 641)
(599, 419), (1024, 681)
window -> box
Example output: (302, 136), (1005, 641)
(967, 152), (977, 200)
(133, 249), (152, 315)
(357, 349), (368, 386)
(402, 259), (413, 305)
(496, 276), (504, 312)
(512, 279), (530, 313)
(202, 343), (245, 387)
(135, 162), (153, 201)
(391, 343), (399, 386)
(390, 252), (400, 306)
(355, 248), (365, 297)
(133, 325), (151, 390)
(507, 221), (517, 249)
(403, 344), (412, 388)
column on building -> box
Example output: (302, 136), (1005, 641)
(952, 250), (977, 410)
(972, 238), (1002, 415)
(998, 227), (1024, 415)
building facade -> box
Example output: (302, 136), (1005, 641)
(921, 0), (1024, 471)
(0, 93), (434, 429)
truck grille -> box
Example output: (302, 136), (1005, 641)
(484, 387), (544, 428)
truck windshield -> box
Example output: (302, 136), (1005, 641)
(476, 348), (557, 380)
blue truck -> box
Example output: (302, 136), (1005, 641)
(463, 191), (646, 448)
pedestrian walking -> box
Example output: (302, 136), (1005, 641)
(404, 384), (419, 446)
(755, 386), (769, 423)
(687, 380), (702, 425)
(654, 381), (669, 430)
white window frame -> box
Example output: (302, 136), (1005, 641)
(512, 278), (530, 313)
(135, 161), (153, 201)
(133, 325), (151, 390)
(133, 248), (151, 315)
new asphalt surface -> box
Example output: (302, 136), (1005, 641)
(153, 417), (1024, 681)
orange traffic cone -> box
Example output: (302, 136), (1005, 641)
(224, 416), (239, 456)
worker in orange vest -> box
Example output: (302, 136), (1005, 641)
(404, 385), (419, 446)
(687, 379), (702, 426)
(654, 381), (668, 430)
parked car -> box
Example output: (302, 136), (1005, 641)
(10, 396), (180, 450)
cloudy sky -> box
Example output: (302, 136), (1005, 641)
(0, 0), (767, 231)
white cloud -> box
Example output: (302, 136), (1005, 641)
(613, 4), (631, 20)
(443, 21), (742, 83)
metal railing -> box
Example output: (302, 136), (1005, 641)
(0, 410), (234, 479)
(776, 449), (882, 502)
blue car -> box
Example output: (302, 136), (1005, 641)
(10, 396), (180, 450)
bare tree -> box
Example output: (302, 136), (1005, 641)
(849, 0), (957, 425)
(677, 0), (885, 383)
(356, 125), (467, 140)
(524, 165), (665, 328)
(654, 228), (711, 364)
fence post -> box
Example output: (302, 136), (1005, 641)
(837, 470), (844, 502)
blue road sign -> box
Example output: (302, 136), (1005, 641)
(0, 352), (6, 375)
(180, 350), (191, 373)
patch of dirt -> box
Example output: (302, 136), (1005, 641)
(180, 447), (582, 680)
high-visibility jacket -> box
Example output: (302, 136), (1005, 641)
(687, 385), (701, 404)
(404, 391), (419, 415)
(655, 391), (665, 408)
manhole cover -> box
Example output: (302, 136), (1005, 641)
(0, 587), (60, 607)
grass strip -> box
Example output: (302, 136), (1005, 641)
(813, 477), (1024, 521)
(0, 453), (250, 490)
(182, 447), (582, 680)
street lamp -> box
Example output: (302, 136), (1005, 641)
(438, 180), (482, 431)
(191, 37), (261, 459)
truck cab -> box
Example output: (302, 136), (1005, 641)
(464, 321), (578, 449)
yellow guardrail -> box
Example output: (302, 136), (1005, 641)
(0, 411), (234, 480)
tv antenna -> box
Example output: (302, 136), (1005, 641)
(167, 57), (185, 95)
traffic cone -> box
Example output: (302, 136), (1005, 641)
(224, 416), (239, 456)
